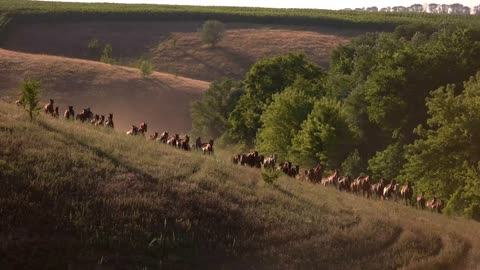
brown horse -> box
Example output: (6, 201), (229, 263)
(44, 99), (54, 115)
(150, 132), (159, 140)
(400, 181), (414, 206)
(139, 122), (148, 135)
(105, 113), (114, 128)
(126, 125), (139, 136)
(383, 180), (397, 200)
(76, 108), (93, 122)
(322, 170), (339, 188)
(338, 175), (352, 192)
(158, 131), (169, 143)
(305, 164), (324, 183)
(202, 140), (214, 155)
(195, 137), (202, 150)
(64, 106), (75, 120)
(427, 197), (445, 213)
(176, 135), (190, 151)
(371, 178), (386, 199)
(167, 134), (180, 146)
(91, 114), (100, 125)
(359, 176), (371, 198)
(232, 154), (241, 164)
(52, 107), (60, 118)
(263, 154), (278, 170)
(416, 192), (426, 209)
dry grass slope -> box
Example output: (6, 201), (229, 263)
(0, 49), (209, 133)
(1, 102), (480, 269)
(2, 22), (354, 81)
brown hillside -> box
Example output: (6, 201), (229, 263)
(2, 21), (354, 81)
(0, 48), (208, 133)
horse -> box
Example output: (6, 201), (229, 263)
(400, 181), (414, 206)
(232, 154), (241, 165)
(91, 114), (100, 125)
(150, 132), (159, 140)
(263, 154), (277, 169)
(44, 99), (54, 115)
(105, 113), (114, 128)
(383, 180), (397, 200)
(358, 175), (371, 198)
(52, 107), (59, 118)
(371, 178), (386, 199)
(322, 170), (339, 188)
(202, 140), (214, 155)
(305, 164), (324, 183)
(139, 122), (148, 135)
(76, 108), (93, 122)
(95, 115), (105, 126)
(338, 176), (352, 192)
(158, 132), (169, 143)
(176, 135), (190, 151)
(167, 134), (180, 146)
(15, 99), (24, 106)
(195, 137), (202, 150)
(427, 197), (445, 213)
(416, 192), (426, 210)
(126, 125), (139, 136)
(64, 106), (75, 120)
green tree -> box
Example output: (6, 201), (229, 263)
(227, 53), (323, 145)
(191, 79), (243, 139)
(255, 78), (323, 160)
(326, 27), (480, 179)
(341, 149), (365, 177)
(289, 98), (353, 168)
(402, 72), (480, 218)
(200, 20), (225, 47)
(19, 79), (41, 121)
(368, 142), (405, 179)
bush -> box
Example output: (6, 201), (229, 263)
(100, 43), (114, 64)
(137, 59), (155, 77)
(200, 20), (225, 47)
(87, 38), (100, 56)
(19, 79), (41, 121)
(261, 169), (281, 184)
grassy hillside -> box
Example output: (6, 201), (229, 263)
(1, 101), (480, 269)
(0, 49), (208, 133)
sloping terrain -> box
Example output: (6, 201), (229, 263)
(1, 101), (479, 269)
(1, 21), (354, 81)
(0, 48), (209, 133)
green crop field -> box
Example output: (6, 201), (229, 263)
(1, 0), (480, 30)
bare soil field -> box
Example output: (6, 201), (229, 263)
(0, 48), (209, 133)
(2, 21), (354, 81)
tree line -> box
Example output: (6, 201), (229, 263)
(352, 3), (480, 15)
(191, 23), (480, 220)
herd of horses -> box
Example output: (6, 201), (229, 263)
(28, 99), (215, 155)
(19, 98), (444, 213)
(231, 151), (446, 213)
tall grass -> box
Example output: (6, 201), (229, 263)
(0, 101), (479, 269)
